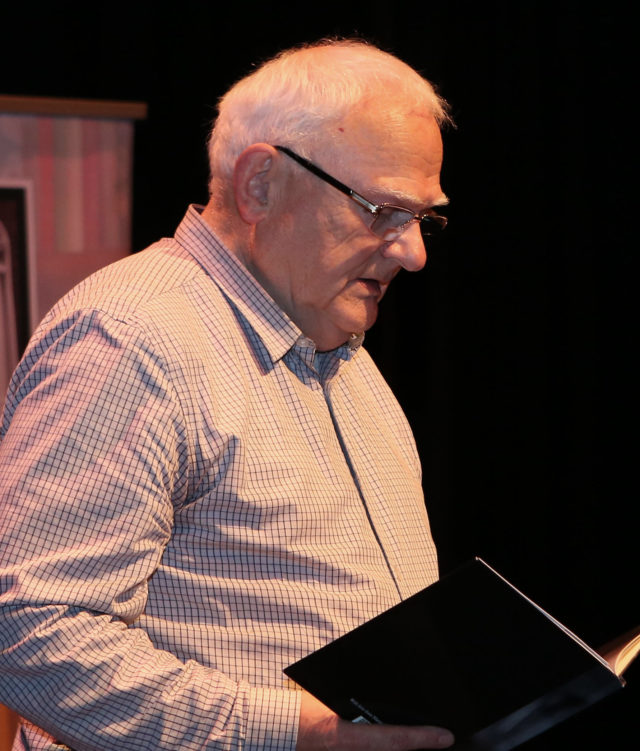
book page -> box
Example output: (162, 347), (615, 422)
(599, 626), (640, 675)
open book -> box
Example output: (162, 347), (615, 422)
(285, 558), (639, 751)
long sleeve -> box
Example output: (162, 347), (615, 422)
(0, 309), (300, 750)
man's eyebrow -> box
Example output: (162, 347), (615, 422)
(372, 186), (450, 211)
(430, 194), (450, 208)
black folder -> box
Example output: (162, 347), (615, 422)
(284, 558), (638, 750)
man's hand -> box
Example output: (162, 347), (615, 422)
(296, 691), (455, 750)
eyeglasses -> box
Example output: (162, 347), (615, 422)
(274, 145), (447, 240)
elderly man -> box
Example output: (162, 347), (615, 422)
(0, 40), (452, 750)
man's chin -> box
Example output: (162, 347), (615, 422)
(339, 308), (379, 341)
(311, 300), (380, 351)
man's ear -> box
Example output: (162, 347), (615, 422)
(232, 144), (278, 224)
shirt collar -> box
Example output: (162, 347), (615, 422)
(174, 206), (363, 372)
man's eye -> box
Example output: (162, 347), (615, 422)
(379, 207), (413, 227)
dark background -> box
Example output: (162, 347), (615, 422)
(3, 2), (637, 748)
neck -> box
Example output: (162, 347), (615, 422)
(201, 199), (254, 266)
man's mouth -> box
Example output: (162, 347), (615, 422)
(357, 278), (383, 297)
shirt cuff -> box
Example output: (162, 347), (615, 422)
(246, 685), (301, 751)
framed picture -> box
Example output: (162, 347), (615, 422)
(0, 179), (37, 347)
(0, 179), (37, 396)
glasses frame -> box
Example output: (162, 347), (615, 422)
(274, 145), (447, 239)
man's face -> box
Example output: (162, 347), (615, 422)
(251, 110), (447, 351)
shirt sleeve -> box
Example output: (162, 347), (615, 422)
(0, 308), (301, 751)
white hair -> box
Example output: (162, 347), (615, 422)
(207, 39), (452, 196)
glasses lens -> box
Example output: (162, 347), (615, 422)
(370, 207), (415, 238)
(371, 207), (447, 239)
(420, 212), (447, 238)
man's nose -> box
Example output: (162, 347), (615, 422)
(381, 221), (427, 272)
